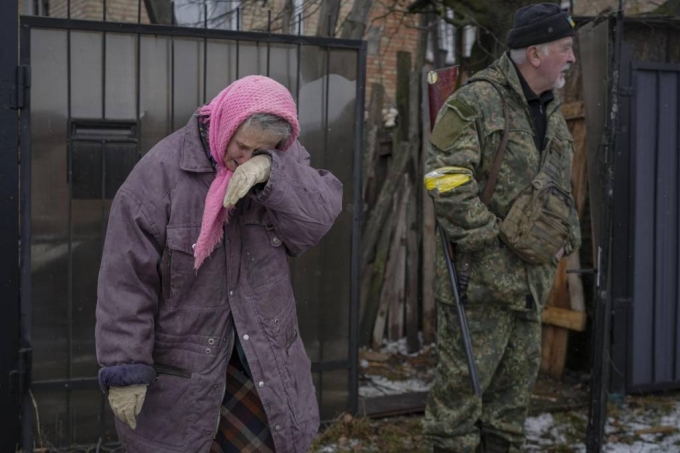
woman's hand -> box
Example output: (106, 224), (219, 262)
(223, 155), (272, 208)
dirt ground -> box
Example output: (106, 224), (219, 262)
(310, 342), (680, 452)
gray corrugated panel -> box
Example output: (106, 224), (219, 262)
(632, 69), (657, 387)
(654, 70), (679, 384)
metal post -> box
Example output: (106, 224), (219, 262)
(348, 41), (367, 415)
(0, 0), (21, 450)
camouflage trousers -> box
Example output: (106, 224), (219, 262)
(422, 299), (542, 453)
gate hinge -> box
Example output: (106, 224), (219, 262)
(619, 86), (635, 97)
(11, 65), (31, 110)
(9, 348), (32, 395)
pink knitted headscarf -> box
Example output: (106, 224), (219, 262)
(193, 75), (300, 269)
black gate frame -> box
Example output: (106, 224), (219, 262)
(0, 1), (22, 452)
(9, 10), (366, 451)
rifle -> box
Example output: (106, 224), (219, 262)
(427, 67), (481, 396)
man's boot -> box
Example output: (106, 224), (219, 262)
(479, 432), (510, 453)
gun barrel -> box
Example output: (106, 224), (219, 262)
(437, 221), (482, 396)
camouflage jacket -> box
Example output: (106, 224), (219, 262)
(425, 53), (581, 310)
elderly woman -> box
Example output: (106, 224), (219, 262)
(95, 76), (343, 453)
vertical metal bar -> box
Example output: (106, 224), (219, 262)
(102, 32), (106, 119)
(203, 0), (208, 104)
(67, 0), (71, 19)
(66, 117), (74, 448)
(0, 1), (20, 448)
(19, 23), (35, 453)
(675, 71), (680, 382)
(101, 140), (106, 235)
(652, 69), (660, 384)
(295, 27), (300, 114)
(66, 23), (76, 449)
(266, 12), (271, 77)
(138, 0), (142, 23)
(171, 36), (175, 131)
(317, 46), (331, 414)
(236, 40), (240, 78)
(203, 39), (208, 103)
(136, 32), (141, 158)
(348, 42), (366, 415)
(171, 3), (175, 132)
(103, 0), (106, 22)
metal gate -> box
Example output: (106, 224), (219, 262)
(611, 60), (680, 394)
(9, 7), (365, 450)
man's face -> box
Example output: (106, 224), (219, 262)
(539, 37), (576, 90)
(224, 125), (280, 172)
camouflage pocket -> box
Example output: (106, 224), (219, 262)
(499, 177), (573, 265)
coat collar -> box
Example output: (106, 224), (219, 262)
(470, 52), (562, 111)
(179, 112), (216, 173)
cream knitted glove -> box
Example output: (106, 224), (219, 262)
(108, 384), (147, 430)
(223, 155), (272, 208)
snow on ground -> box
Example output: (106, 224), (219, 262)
(524, 397), (680, 452)
(358, 336), (680, 452)
(359, 374), (431, 398)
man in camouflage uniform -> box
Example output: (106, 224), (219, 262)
(422, 4), (581, 452)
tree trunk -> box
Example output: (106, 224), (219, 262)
(316, 0), (341, 37)
(340, 0), (375, 40)
(281, 0), (294, 34)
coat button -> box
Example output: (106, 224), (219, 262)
(192, 243), (196, 250)
(205, 430), (211, 437)
(272, 236), (281, 245)
(213, 384), (219, 391)
(229, 290), (234, 296)
(258, 381), (264, 388)
(205, 348), (211, 354)
(275, 425), (281, 431)
(208, 338), (215, 345)
(243, 334), (249, 341)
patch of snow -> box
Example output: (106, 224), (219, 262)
(359, 375), (431, 398)
(380, 334), (430, 357)
(360, 359), (370, 368)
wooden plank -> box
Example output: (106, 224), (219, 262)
(542, 256), (572, 378)
(561, 101), (585, 120)
(362, 142), (413, 269)
(542, 307), (587, 331)
(360, 199), (396, 346)
(406, 181), (420, 352)
(540, 114), (588, 379)
(357, 392), (428, 418)
(421, 68), (436, 345)
(388, 177), (410, 341)
(373, 182), (410, 350)
(362, 83), (384, 204)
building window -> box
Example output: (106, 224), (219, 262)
(462, 25), (476, 59)
(426, 8), (456, 65)
(293, 0), (304, 34)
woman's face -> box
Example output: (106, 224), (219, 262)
(223, 125), (281, 172)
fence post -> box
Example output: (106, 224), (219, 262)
(0, 0), (21, 450)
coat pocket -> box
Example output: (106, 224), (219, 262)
(164, 225), (226, 308)
(128, 372), (197, 449)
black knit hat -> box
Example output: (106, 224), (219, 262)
(506, 3), (576, 49)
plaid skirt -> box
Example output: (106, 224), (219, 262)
(209, 346), (276, 453)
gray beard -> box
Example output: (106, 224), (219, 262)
(553, 74), (566, 89)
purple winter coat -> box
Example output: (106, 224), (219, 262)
(95, 113), (343, 453)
